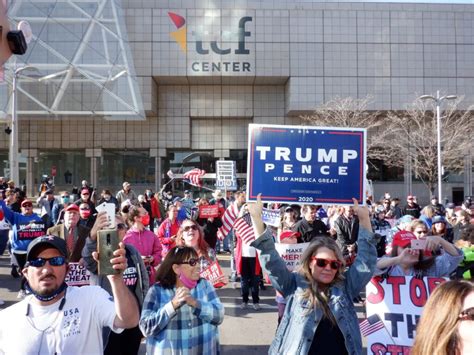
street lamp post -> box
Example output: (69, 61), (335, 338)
(9, 65), (37, 184)
(419, 90), (457, 203)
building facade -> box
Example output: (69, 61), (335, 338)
(2, 0), (473, 203)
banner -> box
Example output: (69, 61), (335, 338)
(200, 261), (226, 288)
(65, 262), (91, 286)
(246, 124), (367, 205)
(261, 208), (281, 227)
(364, 276), (447, 354)
(274, 242), (309, 271)
(199, 204), (219, 218)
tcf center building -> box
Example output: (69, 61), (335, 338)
(1, 0), (473, 202)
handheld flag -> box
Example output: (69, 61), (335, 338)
(183, 168), (206, 187)
(359, 314), (384, 337)
(234, 213), (256, 245)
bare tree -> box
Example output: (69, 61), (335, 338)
(303, 95), (473, 195)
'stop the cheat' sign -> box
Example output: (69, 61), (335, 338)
(246, 124), (367, 205)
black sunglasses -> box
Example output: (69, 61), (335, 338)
(28, 256), (66, 267)
(176, 258), (198, 267)
(182, 225), (198, 232)
(311, 257), (341, 270)
(459, 307), (474, 321)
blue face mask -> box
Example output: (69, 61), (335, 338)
(62, 196), (70, 203)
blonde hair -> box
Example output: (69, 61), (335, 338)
(297, 237), (345, 322)
(412, 280), (474, 355)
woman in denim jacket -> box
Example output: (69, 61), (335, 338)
(248, 196), (377, 355)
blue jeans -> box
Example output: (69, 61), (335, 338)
(0, 229), (8, 255)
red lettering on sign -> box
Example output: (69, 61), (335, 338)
(427, 277), (446, 295)
(410, 277), (427, 307)
(367, 278), (385, 304)
(386, 276), (406, 305)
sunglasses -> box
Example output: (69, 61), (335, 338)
(28, 256), (66, 267)
(176, 258), (199, 267)
(311, 257), (341, 270)
(182, 225), (198, 232)
(459, 307), (474, 321)
(80, 207), (90, 211)
(81, 193), (90, 196)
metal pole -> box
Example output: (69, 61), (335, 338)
(10, 70), (19, 184)
(436, 90), (442, 202)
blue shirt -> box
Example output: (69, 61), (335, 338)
(140, 278), (224, 354)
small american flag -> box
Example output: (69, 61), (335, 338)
(360, 314), (384, 337)
(183, 168), (206, 187)
(167, 170), (174, 179)
(234, 213), (255, 245)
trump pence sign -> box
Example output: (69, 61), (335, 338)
(246, 124), (367, 205)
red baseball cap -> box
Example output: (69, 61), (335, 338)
(392, 231), (416, 248)
(21, 199), (33, 207)
(280, 231), (301, 242)
(64, 204), (79, 213)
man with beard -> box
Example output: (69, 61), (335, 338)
(0, 235), (139, 353)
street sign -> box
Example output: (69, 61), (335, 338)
(51, 165), (57, 177)
(246, 124), (367, 205)
(215, 160), (237, 191)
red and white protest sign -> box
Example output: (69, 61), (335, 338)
(65, 262), (91, 286)
(200, 261), (225, 288)
(364, 276), (447, 354)
(199, 205), (219, 219)
(274, 242), (309, 271)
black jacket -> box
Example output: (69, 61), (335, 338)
(292, 218), (328, 243)
(402, 203), (421, 218)
(334, 215), (359, 254)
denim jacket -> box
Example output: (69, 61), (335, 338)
(251, 227), (377, 355)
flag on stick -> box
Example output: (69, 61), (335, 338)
(167, 170), (175, 179)
(183, 168), (206, 187)
(359, 314), (384, 337)
(234, 213), (256, 245)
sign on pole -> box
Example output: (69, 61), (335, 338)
(215, 160), (237, 191)
(246, 124), (367, 205)
(364, 276), (447, 354)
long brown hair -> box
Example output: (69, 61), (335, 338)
(155, 246), (198, 288)
(176, 219), (210, 259)
(412, 280), (474, 355)
(297, 237), (345, 322)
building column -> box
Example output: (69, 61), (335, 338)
(150, 148), (167, 191)
(404, 152), (413, 196)
(21, 149), (37, 198)
(86, 149), (102, 188)
(464, 155), (473, 197)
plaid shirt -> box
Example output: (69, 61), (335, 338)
(140, 279), (224, 354)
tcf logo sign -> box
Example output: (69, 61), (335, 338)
(168, 12), (252, 73)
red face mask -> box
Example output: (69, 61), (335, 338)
(141, 214), (150, 226)
(81, 210), (91, 218)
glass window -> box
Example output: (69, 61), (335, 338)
(98, 150), (154, 187)
(229, 150), (248, 174)
(367, 159), (404, 182)
(0, 151), (27, 186)
(37, 150), (89, 188)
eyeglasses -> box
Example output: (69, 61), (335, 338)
(176, 258), (198, 267)
(182, 225), (198, 232)
(28, 256), (66, 267)
(414, 230), (427, 235)
(117, 223), (128, 230)
(61, 196), (69, 198)
(311, 257), (341, 270)
(459, 307), (474, 321)
(80, 207), (90, 211)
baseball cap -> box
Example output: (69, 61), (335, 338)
(64, 204), (79, 213)
(279, 231), (301, 242)
(392, 231), (417, 248)
(172, 196), (181, 204)
(184, 190), (191, 194)
(21, 199), (33, 207)
(432, 216), (447, 225)
(26, 235), (68, 261)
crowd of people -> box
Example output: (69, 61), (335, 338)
(0, 176), (473, 354)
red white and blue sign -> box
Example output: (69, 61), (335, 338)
(246, 124), (367, 205)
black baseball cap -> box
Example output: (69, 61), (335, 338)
(26, 235), (68, 261)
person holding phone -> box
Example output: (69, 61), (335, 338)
(0, 235), (139, 354)
(139, 246), (224, 354)
(82, 212), (149, 355)
(246, 195), (377, 355)
(123, 206), (162, 286)
(375, 230), (463, 277)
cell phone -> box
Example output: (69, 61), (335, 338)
(97, 229), (120, 275)
(411, 239), (427, 250)
(96, 202), (116, 229)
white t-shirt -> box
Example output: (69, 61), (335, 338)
(0, 286), (123, 355)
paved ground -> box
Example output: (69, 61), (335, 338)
(0, 251), (366, 354)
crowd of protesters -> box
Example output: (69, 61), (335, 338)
(0, 175), (473, 354)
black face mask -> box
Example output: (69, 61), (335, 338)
(25, 282), (68, 302)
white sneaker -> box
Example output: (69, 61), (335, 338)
(253, 303), (260, 310)
(17, 290), (26, 299)
(240, 302), (248, 309)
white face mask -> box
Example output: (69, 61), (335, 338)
(104, 195), (111, 201)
